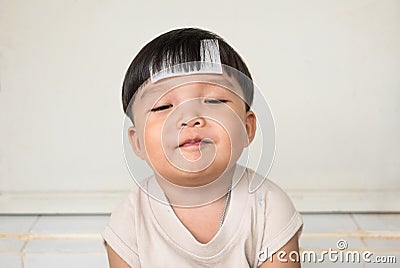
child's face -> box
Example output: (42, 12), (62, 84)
(128, 75), (256, 186)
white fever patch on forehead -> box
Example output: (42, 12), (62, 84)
(150, 39), (223, 83)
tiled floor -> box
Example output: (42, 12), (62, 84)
(0, 215), (109, 268)
(299, 214), (400, 267)
(0, 214), (399, 267)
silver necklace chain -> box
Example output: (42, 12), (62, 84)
(219, 181), (232, 229)
(165, 181), (233, 230)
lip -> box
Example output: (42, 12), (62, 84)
(178, 137), (213, 148)
(179, 139), (202, 147)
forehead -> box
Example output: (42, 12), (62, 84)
(135, 73), (244, 103)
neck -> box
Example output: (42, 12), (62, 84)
(155, 164), (237, 207)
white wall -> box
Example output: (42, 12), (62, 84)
(1, 0), (399, 213)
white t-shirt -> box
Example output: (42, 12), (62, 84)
(102, 166), (303, 267)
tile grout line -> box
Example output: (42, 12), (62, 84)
(20, 215), (41, 268)
(350, 213), (369, 248)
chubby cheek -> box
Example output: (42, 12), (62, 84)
(218, 123), (248, 163)
(217, 133), (233, 163)
(143, 124), (164, 160)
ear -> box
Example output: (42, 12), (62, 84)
(244, 111), (256, 147)
(128, 126), (145, 160)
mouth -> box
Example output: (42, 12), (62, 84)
(178, 138), (213, 148)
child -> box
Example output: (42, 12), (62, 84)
(102, 28), (303, 268)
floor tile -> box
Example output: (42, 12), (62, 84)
(0, 216), (38, 233)
(0, 253), (22, 268)
(301, 214), (358, 233)
(24, 239), (105, 253)
(0, 238), (25, 252)
(352, 214), (400, 231)
(24, 252), (108, 268)
(31, 215), (109, 234)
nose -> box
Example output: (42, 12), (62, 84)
(180, 117), (206, 128)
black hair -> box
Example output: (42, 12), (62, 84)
(122, 28), (254, 121)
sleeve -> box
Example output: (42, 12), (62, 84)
(260, 179), (303, 262)
(101, 193), (141, 268)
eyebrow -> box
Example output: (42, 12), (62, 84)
(140, 86), (164, 100)
(207, 78), (235, 89)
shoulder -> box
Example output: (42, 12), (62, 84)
(263, 177), (302, 236)
(243, 167), (297, 208)
(243, 167), (297, 210)
(101, 186), (140, 246)
(101, 179), (151, 268)
(243, 167), (303, 255)
(105, 176), (153, 232)
(108, 188), (139, 227)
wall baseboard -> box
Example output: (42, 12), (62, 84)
(0, 190), (399, 214)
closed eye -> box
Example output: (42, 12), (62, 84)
(204, 99), (228, 104)
(150, 104), (173, 112)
